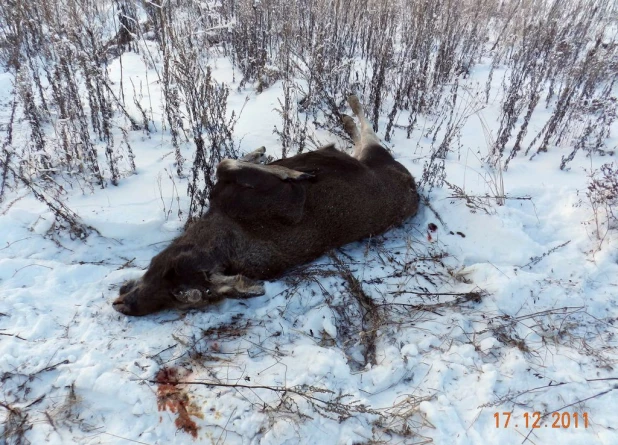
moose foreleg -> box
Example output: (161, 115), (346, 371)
(239, 146), (267, 164)
(217, 159), (314, 189)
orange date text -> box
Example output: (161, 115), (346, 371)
(493, 412), (589, 429)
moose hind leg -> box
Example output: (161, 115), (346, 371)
(341, 114), (363, 158)
(347, 95), (382, 160)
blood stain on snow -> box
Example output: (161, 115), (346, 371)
(155, 367), (203, 439)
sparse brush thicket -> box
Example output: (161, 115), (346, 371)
(143, 1), (240, 222)
(0, 0), (139, 238)
(583, 162), (618, 249)
(0, 0), (616, 237)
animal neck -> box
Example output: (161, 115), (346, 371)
(197, 209), (283, 278)
(179, 210), (238, 271)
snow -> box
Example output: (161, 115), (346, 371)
(1, 48), (617, 445)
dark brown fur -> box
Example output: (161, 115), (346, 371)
(114, 105), (419, 316)
(214, 144), (417, 278)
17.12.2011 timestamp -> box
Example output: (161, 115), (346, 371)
(494, 412), (589, 429)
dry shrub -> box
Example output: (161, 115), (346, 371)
(0, 0), (616, 233)
(586, 162), (618, 248)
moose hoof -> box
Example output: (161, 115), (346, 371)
(289, 172), (315, 181)
(246, 282), (266, 296)
(348, 95), (362, 115)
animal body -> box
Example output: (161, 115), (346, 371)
(113, 95), (419, 316)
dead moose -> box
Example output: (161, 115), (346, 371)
(113, 96), (419, 316)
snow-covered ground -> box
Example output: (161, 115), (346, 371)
(1, 50), (617, 445)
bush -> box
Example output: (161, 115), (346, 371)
(0, 0), (616, 236)
(586, 162), (618, 247)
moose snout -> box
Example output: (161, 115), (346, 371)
(113, 292), (156, 317)
(112, 293), (135, 315)
(113, 280), (169, 316)
(113, 281), (145, 316)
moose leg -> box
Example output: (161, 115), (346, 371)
(347, 95), (382, 160)
(240, 146), (267, 164)
(217, 159), (313, 189)
(341, 114), (362, 157)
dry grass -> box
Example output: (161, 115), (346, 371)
(0, 0), (615, 236)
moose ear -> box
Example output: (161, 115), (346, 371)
(172, 288), (203, 304)
(211, 273), (265, 298)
